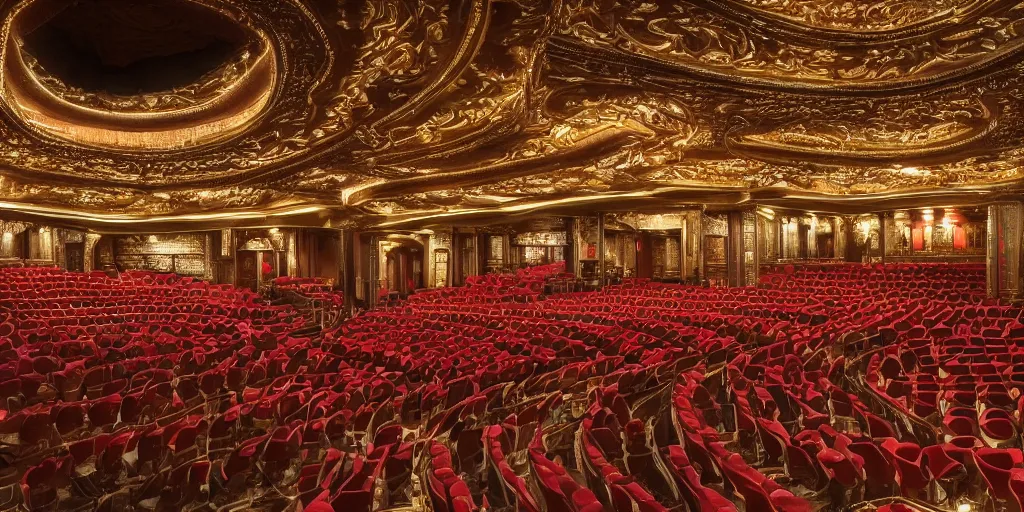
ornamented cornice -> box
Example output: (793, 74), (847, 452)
(729, 0), (977, 32)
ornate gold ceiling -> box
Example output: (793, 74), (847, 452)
(0, 0), (1022, 228)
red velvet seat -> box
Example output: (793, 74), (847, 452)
(0, 261), (1007, 510)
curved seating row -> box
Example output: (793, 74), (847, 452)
(3, 262), (1017, 512)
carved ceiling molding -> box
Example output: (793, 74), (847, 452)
(718, 0), (985, 34)
(0, 0), (1018, 227)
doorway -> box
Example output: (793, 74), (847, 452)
(237, 250), (277, 291)
(703, 235), (727, 286)
(385, 245), (421, 296)
(816, 234), (835, 259)
(65, 242), (84, 272)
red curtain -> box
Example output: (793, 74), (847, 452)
(911, 226), (925, 251)
(953, 226), (966, 250)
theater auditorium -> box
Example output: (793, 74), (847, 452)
(1, 1), (1023, 511)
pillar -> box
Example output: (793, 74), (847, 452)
(598, 213), (606, 287)
(831, 218), (845, 260)
(477, 233), (487, 274)
(286, 231), (298, 277)
(83, 234), (101, 272)
(342, 230), (356, 316)
(745, 209), (759, 285)
(682, 210), (704, 282)
(878, 212), (889, 264)
(727, 209), (759, 287)
(502, 234), (511, 271)
(369, 234), (380, 307)
(840, 216), (856, 262)
(451, 228), (461, 285)
(471, 230), (480, 277)
(204, 232), (216, 282)
(565, 217), (579, 276)
(679, 222), (687, 283)
(988, 202), (1023, 299)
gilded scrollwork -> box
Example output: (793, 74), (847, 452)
(725, 93), (1002, 162)
(22, 44), (261, 113)
(555, 0), (1024, 88)
(0, 0), (465, 186)
(0, 0), (1021, 226)
(728, 0), (980, 32)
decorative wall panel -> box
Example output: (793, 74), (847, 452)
(652, 237), (666, 278)
(221, 229), (233, 257)
(988, 203), (1022, 298)
(429, 231), (452, 288)
(703, 214), (729, 237)
(513, 232), (568, 247)
(110, 234), (209, 277)
(609, 213), (684, 231)
(28, 228), (53, 261)
(666, 237), (680, 278)
(742, 210), (758, 286)
(487, 236), (505, 269)
(758, 216), (777, 263)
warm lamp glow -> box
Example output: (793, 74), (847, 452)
(958, 503), (973, 512)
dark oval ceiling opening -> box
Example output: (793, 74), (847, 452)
(22, 0), (251, 96)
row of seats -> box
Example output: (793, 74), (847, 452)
(271, 276), (343, 307)
(1, 261), (1012, 512)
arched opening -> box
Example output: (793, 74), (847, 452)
(379, 237), (424, 299)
